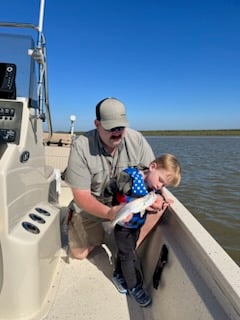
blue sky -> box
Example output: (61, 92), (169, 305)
(1, 0), (240, 131)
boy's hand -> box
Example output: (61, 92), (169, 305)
(147, 194), (173, 213)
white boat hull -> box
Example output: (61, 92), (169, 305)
(138, 188), (240, 319)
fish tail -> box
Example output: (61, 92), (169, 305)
(102, 221), (114, 234)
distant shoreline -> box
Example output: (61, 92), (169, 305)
(45, 130), (240, 146)
(139, 129), (240, 136)
(57, 129), (240, 136)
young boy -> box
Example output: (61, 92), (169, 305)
(109, 153), (181, 307)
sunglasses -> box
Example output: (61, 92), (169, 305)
(105, 126), (125, 133)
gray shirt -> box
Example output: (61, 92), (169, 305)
(64, 128), (155, 216)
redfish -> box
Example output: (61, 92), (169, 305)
(103, 191), (157, 233)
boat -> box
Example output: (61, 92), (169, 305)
(0, 1), (239, 319)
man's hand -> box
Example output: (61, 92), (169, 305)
(107, 203), (125, 221)
(123, 213), (133, 223)
(108, 204), (133, 223)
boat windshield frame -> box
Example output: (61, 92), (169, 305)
(0, 15), (52, 136)
(0, 32), (37, 104)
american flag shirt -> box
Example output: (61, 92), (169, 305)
(116, 167), (149, 229)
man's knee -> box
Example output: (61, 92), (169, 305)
(70, 246), (94, 260)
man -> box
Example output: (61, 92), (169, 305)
(64, 97), (155, 259)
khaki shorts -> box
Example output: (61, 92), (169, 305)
(68, 211), (105, 249)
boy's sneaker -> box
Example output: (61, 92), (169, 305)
(112, 273), (128, 294)
(129, 284), (152, 307)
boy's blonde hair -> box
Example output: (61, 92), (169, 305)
(152, 153), (181, 187)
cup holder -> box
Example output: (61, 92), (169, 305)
(35, 207), (51, 216)
(22, 222), (40, 234)
(29, 213), (46, 224)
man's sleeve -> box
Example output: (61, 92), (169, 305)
(64, 139), (91, 190)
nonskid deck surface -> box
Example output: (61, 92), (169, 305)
(43, 220), (153, 320)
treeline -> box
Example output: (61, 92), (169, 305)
(69, 129), (240, 136)
(139, 129), (240, 136)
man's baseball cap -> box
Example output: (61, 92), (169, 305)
(96, 97), (128, 130)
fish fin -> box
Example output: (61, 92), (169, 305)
(140, 210), (145, 217)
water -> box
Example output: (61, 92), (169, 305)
(146, 136), (240, 266)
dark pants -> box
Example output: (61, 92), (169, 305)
(114, 224), (142, 289)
